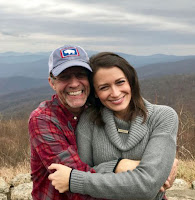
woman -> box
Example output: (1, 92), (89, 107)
(49, 52), (178, 200)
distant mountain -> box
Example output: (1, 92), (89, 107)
(0, 58), (49, 78)
(137, 58), (195, 79)
(0, 51), (97, 65)
(0, 73), (194, 119)
(0, 76), (48, 95)
(0, 58), (194, 96)
(0, 52), (49, 64)
(0, 85), (54, 119)
(0, 50), (97, 78)
(1, 51), (195, 78)
(114, 53), (195, 68)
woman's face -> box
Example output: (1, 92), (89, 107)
(93, 66), (131, 119)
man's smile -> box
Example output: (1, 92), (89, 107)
(68, 90), (83, 96)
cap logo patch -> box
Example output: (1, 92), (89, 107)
(60, 47), (79, 58)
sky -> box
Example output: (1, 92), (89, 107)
(0, 0), (195, 55)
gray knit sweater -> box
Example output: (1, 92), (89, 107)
(70, 100), (178, 200)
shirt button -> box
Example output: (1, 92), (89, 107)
(73, 116), (77, 120)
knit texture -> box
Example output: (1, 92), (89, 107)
(71, 100), (178, 200)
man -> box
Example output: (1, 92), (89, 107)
(29, 45), (177, 200)
(29, 45), (122, 200)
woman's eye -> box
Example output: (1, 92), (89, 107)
(99, 86), (108, 90)
(117, 80), (125, 85)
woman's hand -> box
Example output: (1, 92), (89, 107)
(48, 164), (72, 193)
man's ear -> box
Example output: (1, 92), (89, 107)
(48, 77), (56, 91)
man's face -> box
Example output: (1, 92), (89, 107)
(49, 66), (90, 115)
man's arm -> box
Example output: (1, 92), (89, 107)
(29, 116), (117, 174)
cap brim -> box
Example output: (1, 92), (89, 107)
(52, 60), (92, 76)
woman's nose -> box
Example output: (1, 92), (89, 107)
(110, 86), (120, 97)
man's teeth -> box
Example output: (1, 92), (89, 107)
(68, 91), (82, 96)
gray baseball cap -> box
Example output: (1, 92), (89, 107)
(49, 45), (92, 76)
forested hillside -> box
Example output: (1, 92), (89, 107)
(0, 73), (194, 119)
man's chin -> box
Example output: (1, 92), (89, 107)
(66, 100), (86, 112)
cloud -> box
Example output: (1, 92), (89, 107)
(0, 0), (195, 55)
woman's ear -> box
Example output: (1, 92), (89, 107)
(48, 77), (56, 91)
(94, 92), (98, 98)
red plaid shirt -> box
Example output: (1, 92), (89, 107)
(29, 94), (100, 200)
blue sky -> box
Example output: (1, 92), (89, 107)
(0, 0), (195, 55)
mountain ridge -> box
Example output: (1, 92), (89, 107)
(1, 51), (195, 78)
(136, 58), (195, 79)
(0, 57), (194, 95)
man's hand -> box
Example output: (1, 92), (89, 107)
(160, 158), (178, 192)
(115, 159), (140, 173)
(48, 164), (72, 193)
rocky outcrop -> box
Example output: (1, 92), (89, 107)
(0, 177), (9, 200)
(168, 178), (189, 190)
(0, 194), (7, 200)
(0, 174), (32, 200)
(192, 181), (195, 190)
(11, 182), (32, 200)
(0, 175), (195, 200)
(167, 179), (195, 200)
(10, 174), (31, 187)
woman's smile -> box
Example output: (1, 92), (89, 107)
(109, 96), (125, 104)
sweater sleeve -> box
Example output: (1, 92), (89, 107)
(70, 106), (178, 200)
(76, 111), (118, 173)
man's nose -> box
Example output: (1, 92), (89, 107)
(69, 75), (80, 87)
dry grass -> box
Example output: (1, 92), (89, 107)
(0, 118), (30, 168)
(0, 160), (30, 183)
(176, 106), (195, 160)
(0, 118), (31, 183)
(1, 159), (195, 185)
(177, 160), (195, 184)
(0, 106), (195, 184)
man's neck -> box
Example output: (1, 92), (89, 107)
(70, 107), (84, 117)
(65, 104), (85, 117)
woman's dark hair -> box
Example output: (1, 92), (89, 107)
(88, 52), (147, 125)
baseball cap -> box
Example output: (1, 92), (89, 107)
(49, 45), (92, 76)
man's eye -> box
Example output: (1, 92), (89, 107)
(58, 75), (69, 80)
(76, 73), (87, 78)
